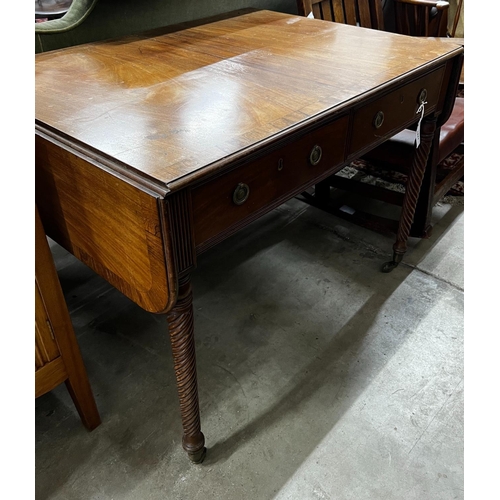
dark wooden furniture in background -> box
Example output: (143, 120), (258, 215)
(450, 0), (463, 37)
(395, 0), (449, 37)
(297, 0), (463, 241)
(35, 10), (463, 461)
(297, 0), (385, 28)
(35, 206), (101, 431)
(297, 0), (449, 35)
(363, 52), (463, 238)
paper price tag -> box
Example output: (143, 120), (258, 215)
(415, 101), (427, 148)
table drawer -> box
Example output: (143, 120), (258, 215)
(192, 115), (349, 248)
(349, 67), (445, 156)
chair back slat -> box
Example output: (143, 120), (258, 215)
(321, 0), (334, 21)
(369, 0), (385, 30)
(297, 0), (384, 30)
(332, 0), (346, 24)
(357, 0), (373, 28)
(343, 0), (358, 25)
(312, 2), (322, 19)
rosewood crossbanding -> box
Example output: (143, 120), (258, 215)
(35, 10), (463, 462)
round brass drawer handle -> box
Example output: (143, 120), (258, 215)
(309, 145), (322, 166)
(418, 88), (428, 104)
(373, 111), (385, 129)
(232, 182), (250, 205)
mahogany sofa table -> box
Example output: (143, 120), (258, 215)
(35, 10), (463, 462)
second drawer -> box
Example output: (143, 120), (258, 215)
(192, 115), (349, 248)
(349, 66), (446, 156)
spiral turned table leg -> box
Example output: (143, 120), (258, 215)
(166, 275), (206, 463)
(382, 115), (438, 273)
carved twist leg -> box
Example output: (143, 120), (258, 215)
(382, 115), (438, 272)
(166, 275), (206, 463)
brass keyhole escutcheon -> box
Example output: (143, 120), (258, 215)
(373, 111), (384, 129)
(232, 182), (250, 205)
(418, 88), (428, 104)
(309, 145), (322, 166)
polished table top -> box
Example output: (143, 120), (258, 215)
(426, 36), (464, 85)
(35, 10), (461, 192)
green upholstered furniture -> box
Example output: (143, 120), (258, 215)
(35, 0), (98, 31)
(35, 0), (299, 53)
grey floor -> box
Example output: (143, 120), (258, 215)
(35, 193), (464, 500)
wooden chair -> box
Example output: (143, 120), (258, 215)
(395, 0), (449, 36)
(296, 0), (463, 239)
(297, 0), (448, 34)
(35, 206), (101, 431)
(449, 0), (463, 37)
(297, 0), (385, 29)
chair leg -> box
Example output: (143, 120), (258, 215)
(65, 376), (101, 431)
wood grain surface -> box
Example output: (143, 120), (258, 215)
(35, 133), (175, 313)
(35, 206), (101, 429)
(35, 10), (462, 190)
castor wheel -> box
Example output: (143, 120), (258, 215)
(381, 260), (399, 273)
(188, 447), (207, 464)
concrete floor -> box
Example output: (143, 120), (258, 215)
(35, 194), (464, 500)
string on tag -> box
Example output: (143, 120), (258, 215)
(415, 101), (427, 149)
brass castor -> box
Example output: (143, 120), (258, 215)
(381, 251), (404, 273)
(188, 447), (207, 464)
(381, 260), (399, 273)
